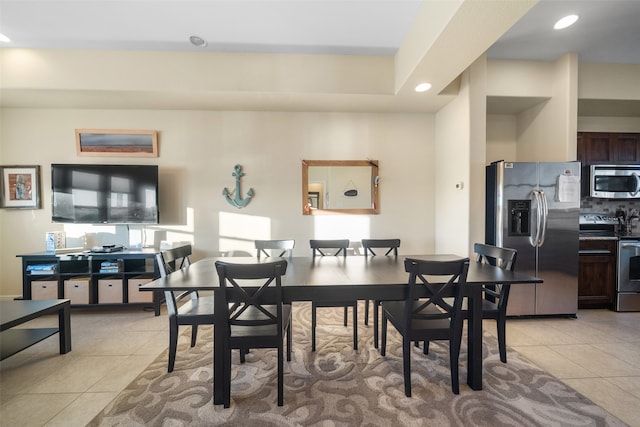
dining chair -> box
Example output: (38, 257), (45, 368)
(380, 257), (470, 396)
(156, 244), (215, 373)
(361, 238), (401, 348)
(255, 239), (295, 258)
(466, 243), (518, 363)
(309, 239), (358, 351)
(215, 258), (291, 407)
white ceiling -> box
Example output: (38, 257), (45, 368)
(2, 0), (638, 62)
(1, 0), (639, 114)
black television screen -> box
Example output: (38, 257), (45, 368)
(52, 164), (159, 224)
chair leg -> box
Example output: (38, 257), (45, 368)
(286, 321), (292, 362)
(343, 306), (348, 326)
(423, 340), (429, 355)
(402, 337), (412, 397)
(223, 343), (232, 408)
(497, 315), (507, 363)
(373, 300), (379, 349)
(277, 344), (284, 406)
(311, 303), (317, 352)
(380, 312), (387, 356)
(168, 320), (178, 372)
(364, 300), (369, 325)
(450, 337), (460, 395)
(353, 302), (358, 351)
(240, 347), (246, 364)
(190, 324), (198, 347)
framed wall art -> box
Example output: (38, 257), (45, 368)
(75, 129), (158, 157)
(0, 165), (41, 209)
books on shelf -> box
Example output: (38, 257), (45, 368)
(99, 260), (121, 274)
(27, 264), (57, 275)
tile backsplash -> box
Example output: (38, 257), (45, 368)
(580, 198), (640, 214)
(581, 198), (640, 233)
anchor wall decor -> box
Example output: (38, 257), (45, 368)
(222, 164), (254, 209)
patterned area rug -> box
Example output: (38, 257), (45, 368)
(90, 303), (626, 426)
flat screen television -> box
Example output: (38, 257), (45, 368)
(52, 164), (159, 224)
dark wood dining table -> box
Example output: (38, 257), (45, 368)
(141, 255), (542, 405)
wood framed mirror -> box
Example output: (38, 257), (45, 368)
(302, 160), (379, 215)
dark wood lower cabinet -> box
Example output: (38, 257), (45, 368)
(578, 239), (617, 309)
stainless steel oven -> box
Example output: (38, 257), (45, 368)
(616, 238), (640, 311)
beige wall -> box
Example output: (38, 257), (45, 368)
(0, 108), (435, 296)
(578, 117), (640, 132)
(435, 70), (471, 256)
(579, 63), (640, 101)
(487, 115), (517, 162)
(433, 55), (487, 258)
(487, 58), (639, 164)
(516, 54), (578, 162)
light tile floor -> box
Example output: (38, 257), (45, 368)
(1, 303), (639, 426)
(505, 309), (640, 427)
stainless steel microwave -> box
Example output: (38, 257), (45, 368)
(590, 164), (640, 199)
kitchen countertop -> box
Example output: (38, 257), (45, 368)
(580, 233), (640, 241)
(580, 235), (619, 241)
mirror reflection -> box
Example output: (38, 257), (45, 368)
(302, 160), (379, 215)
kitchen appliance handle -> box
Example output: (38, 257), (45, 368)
(530, 190), (543, 248)
(620, 243), (640, 249)
(579, 249), (613, 255)
(632, 173), (640, 196)
(538, 189), (549, 246)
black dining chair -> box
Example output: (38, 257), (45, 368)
(156, 244), (215, 373)
(309, 239), (358, 351)
(215, 259), (292, 407)
(466, 243), (517, 363)
(361, 238), (401, 348)
(255, 239), (295, 258)
(380, 257), (470, 396)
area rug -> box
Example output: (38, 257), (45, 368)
(90, 302), (626, 426)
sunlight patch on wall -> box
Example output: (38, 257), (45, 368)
(145, 207), (195, 248)
(313, 215), (370, 254)
(63, 223), (118, 248)
(219, 211), (272, 255)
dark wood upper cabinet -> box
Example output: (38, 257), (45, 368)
(612, 133), (640, 162)
(578, 132), (640, 165)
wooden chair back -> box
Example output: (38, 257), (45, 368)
(310, 239), (349, 257)
(473, 243), (517, 306)
(404, 257), (470, 328)
(156, 244), (192, 276)
(156, 245), (194, 317)
(362, 238), (400, 256)
(474, 243), (517, 271)
(255, 239), (295, 258)
(215, 259), (288, 329)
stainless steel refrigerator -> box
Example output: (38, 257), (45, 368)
(485, 160), (581, 316)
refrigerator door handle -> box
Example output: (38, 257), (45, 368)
(538, 189), (549, 246)
(530, 189), (543, 248)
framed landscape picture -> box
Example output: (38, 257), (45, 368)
(76, 129), (158, 157)
(0, 165), (41, 209)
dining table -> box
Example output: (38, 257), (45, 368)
(141, 254), (542, 405)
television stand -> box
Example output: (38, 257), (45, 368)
(17, 249), (163, 315)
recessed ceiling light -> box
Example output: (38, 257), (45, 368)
(0, 33), (11, 43)
(554, 14), (579, 30)
(415, 83), (432, 93)
(189, 35), (208, 48)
